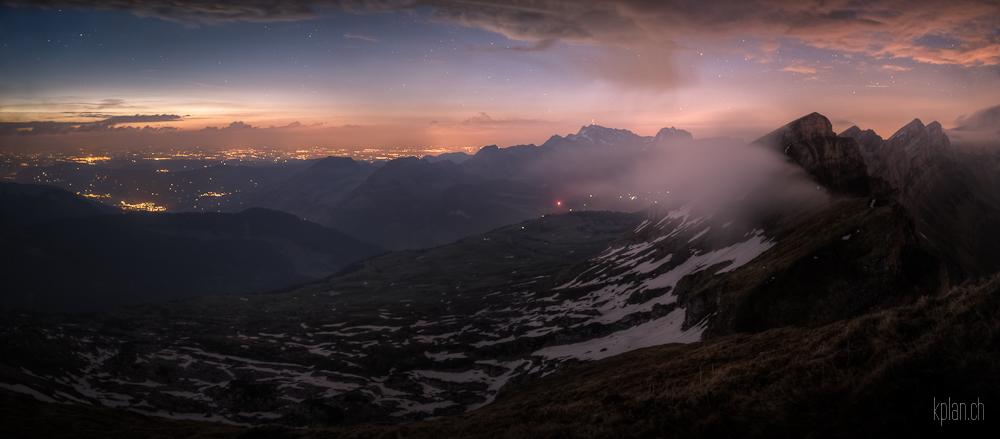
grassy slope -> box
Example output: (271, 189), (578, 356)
(5, 274), (998, 438)
(690, 197), (946, 336)
(327, 273), (1000, 438)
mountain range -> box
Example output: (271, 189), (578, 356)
(1, 111), (998, 437)
(220, 124), (726, 250)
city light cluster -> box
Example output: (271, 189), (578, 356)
(119, 201), (166, 212)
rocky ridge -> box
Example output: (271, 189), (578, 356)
(840, 118), (1000, 279)
(751, 112), (878, 197)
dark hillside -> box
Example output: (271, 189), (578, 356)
(0, 208), (383, 312)
(4, 273), (996, 438)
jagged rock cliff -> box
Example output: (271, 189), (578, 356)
(840, 119), (1000, 280)
(751, 112), (876, 197)
(838, 125), (883, 154)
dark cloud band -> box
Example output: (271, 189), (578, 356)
(0, 114), (182, 135)
(6, 0), (998, 66)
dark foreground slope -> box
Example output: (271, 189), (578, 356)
(335, 274), (999, 438)
(4, 273), (997, 438)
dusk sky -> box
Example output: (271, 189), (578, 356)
(2, 0), (999, 153)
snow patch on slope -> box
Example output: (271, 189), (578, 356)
(533, 307), (706, 362)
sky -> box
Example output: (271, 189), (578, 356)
(1, 0), (999, 153)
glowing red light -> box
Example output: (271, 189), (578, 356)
(556, 201), (562, 206)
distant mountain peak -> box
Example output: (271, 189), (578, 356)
(309, 156), (360, 173)
(575, 124), (625, 134)
(421, 151), (472, 164)
(474, 144), (501, 155)
(571, 124), (637, 139)
(316, 156), (358, 166)
(538, 124), (644, 149)
(653, 126), (694, 144)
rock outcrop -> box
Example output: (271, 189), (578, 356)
(840, 119), (1000, 280)
(838, 125), (883, 158)
(751, 112), (875, 197)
